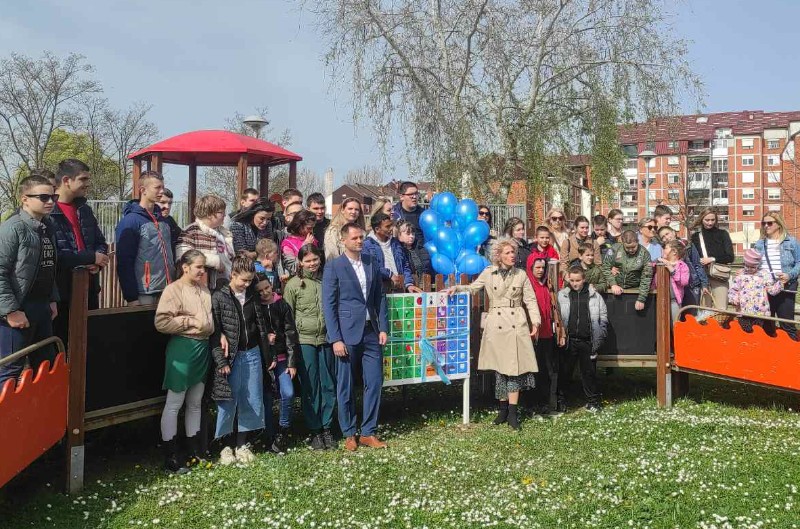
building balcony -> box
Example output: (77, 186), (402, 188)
(621, 200), (638, 208)
(712, 197), (729, 206)
(712, 138), (734, 149)
(688, 147), (711, 157)
(712, 172), (729, 187)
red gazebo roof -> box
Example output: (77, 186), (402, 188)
(128, 130), (303, 166)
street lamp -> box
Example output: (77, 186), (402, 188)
(639, 150), (656, 217)
(243, 115), (269, 139)
(243, 115), (270, 189)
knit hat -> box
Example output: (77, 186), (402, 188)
(743, 248), (762, 267)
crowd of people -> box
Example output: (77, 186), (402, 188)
(1, 157), (799, 471)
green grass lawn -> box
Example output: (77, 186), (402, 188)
(3, 370), (800, 529)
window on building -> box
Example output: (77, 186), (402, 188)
(668, 141), (678, 149)
(767, 155), (780, 166)
(625, 159), (637, 170)
(742, 206), (755, 217)
(742, 188), (755, 200)
(767, 139), (780, 150)
(667, 173), (679, 184)
(712, 159), (728, 172)
(628, 178), (638, 188)
(768, 188), (781, 200)
(648, 157), (656, 168)
(742, 155), (755, 166)
(667, 156), (679, 166)
(741, 138), (754, 149)
(668, 190), (679, 200)
(742, 172), (755, 183)
(715, 128), (732, 138)
(648, 190), (657, 200)
(712, 189), (728, 200)
(690, 140), (704, 149)
(767, 172), (781, 183)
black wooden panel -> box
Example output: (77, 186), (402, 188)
(598, 293), (657, 355)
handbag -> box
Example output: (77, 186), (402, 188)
(698, 232), (731, 281)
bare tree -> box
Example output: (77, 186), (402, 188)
(103, 101), (159, 199)
(344, 164), (384, 187)
(310, 0), (703, 202)
(0, 52), (101, 208)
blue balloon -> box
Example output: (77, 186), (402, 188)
(431, 253), (455, 275)
(430, 193), (441, 212)
(482, 257), (491, 268)
(424, 241), (439, 255)
(456, 250), (486, 275)
(456, 248), (470, 264)
(435, 192), (457, 222)
(463, 220), (490, 248)
(420, 209), (440, 239)
(435, 226), (460, 260)
(455, 199), (479, 228)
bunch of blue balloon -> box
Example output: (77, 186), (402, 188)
(419, 192), (491, 276)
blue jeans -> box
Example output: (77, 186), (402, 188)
(335, 326), (383, 438)
(0, 300), (54, 388)
(215, 346), (267, 438)
(274, 359), (295, 428)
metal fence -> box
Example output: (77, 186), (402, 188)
(486, 203), (526, 234)
(88, 200), (189, 240)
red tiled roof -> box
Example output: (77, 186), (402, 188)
(618, 110), (800, 145)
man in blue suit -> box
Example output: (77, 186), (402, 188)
(322, 222), (389, 451)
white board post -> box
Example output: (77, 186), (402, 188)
(462, 376), (470, 424)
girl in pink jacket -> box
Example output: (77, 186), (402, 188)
(658, 240), (690, 321)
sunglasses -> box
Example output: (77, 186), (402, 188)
(762, 220), (775, 227)
(643, 225), (656, 230)
(26, 193), (59, 203)
(478, 211), (490, 216)
(550, 216), (564, 221)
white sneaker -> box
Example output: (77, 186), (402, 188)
(219, 446), (236, 466)
(235, 444), (256, 464)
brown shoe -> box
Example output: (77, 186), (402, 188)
(358, 435), (387, 449)
(344, 436), (358, 451)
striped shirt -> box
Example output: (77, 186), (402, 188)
(760, 239), (783, 276)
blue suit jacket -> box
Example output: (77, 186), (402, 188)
(322, 253), (389, 346)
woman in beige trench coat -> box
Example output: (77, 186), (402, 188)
(448, 239), (540, 430)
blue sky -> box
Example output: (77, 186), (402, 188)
(2, 0), (799, 197)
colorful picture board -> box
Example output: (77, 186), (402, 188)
(383, 292), (471, 387)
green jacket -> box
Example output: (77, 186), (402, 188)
(283, 275), (327, 346)
(602, 243), (653, 303)
(583, 263), (607, 294)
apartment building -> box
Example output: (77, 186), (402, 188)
(602, 110), (800, 251)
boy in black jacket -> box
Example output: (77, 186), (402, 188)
(210, 256), (273, 465)
(255, 273), (300, 453)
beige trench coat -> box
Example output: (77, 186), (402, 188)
(458, 266), (541, 376)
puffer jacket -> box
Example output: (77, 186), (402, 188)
(209, 284), (272, 401)
(557, 284), (608, 353)
(602, 243), (653, 303)
(283, 274), (327, 346)
(115, 200), (174, 302)
(0, 210), (60, 316)
(50, 198), (108, 302)
(262, 294), (299, 368)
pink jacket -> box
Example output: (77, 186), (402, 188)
(668, 260), (690, 304)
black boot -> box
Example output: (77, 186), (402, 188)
(507, 404), (521, 431)
(163, 438), (189, 474)
(271, 427), (289, 454)
(186, 435), (204, 466)
(493, 401), (509, 425)
(322, 429), (337, 450)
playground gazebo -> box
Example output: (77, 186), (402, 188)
(128, 130), (303, 214)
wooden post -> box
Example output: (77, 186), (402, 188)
(150, 153), (163, 174)
(188, 163), (197, 220)
(458, 273), (470, 425)
(289, 161), (297, 189)
(259, 164), (270, 197)
(236, 155), (249, 202)
(132, 158), (142, 199)
(655, 265), (672, 408)
(66, 269), (90, 494)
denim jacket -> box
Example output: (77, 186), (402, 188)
(753, 235), (800, 283)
